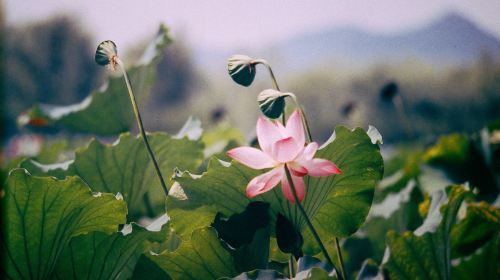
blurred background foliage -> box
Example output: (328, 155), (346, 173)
(4, 17), (104, 136)
(287, 53), (500, 142)
(0, 4), (5, 147)
(2, 14), (499, 148)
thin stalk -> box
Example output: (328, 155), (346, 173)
(264, 64), (280, 91)
(252, 59), (280, 91)
(288, 255), (295, 278)
(253, 59), (286, 124)
(116, 58), (169, 197)
(283, 165), (343, 279)
(255, 57), (346, 278)
(334, 237), (347, 280)
(253, 59), (313, 132)
(293, 100), (346, 278)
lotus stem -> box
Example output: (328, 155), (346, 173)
(253, 59), (315, 140)
(252, 59), (280, 91)
(293, 102), (346, 277)
(335, 237), (347, 280)
(115, 58), (169, 197)
(284, 164), (343, 279)
(288, 255), (295, 278)
(251, 59), (287, 124)
(260, 58), (343, 278)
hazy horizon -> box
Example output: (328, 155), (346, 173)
(5, 0), (500, 51)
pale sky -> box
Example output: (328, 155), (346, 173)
(5, 0), (500, 51)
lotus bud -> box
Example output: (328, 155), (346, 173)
(95, 40), (118, 69)
(257, 89), (292, 119)
(227, 55), (256, 87)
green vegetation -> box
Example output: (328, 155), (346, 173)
(1, 21), (498, 280)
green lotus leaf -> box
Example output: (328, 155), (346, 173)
(167, 126), (383, 258)
(451, 237), (499, 280)
(18, 25), (171, 135)
(0, 169), (127, 279)
(147, 227), (238, 279)
(21, 132), (203, 219)
(384, 185), (471, 280)
(53, 223), (168, 280)
(451, 201), (500, 257)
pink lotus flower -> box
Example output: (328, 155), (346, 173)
(227, 111), (341, 203)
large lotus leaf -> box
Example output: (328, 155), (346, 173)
(21, 132), (204, 218)
(212, 202), (272, 272)
(296, 267), (337, 279)
(0, 157), (25, 190)
(374, 146), (423, 203)
(17, 25), (171, 135)
(201, 123), (246, 160)
(169, 126), (382, 243)
(147, 227), (238, 279)
(422, 134), (470, 166)
(220, 270), (285, 280)
(356, 259), (382, 280)
(0, 169), (127, 279)
(423, 133), (497, 200)
(301, 126), (383, 237)
(231, 226), (271, 273)
(384, 186), (470, 280)
(130, 256), (171, 280)
(34, 140), (70, 164)
(450, 201), (500, 257)
(451, 236), (499, 280)
(222, 267), (335, 280)
(358, 180), (424, 261)
(53, 223), (167, 280)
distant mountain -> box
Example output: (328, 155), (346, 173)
(272, 12), (500, 69)
(194, 12), (500, 76)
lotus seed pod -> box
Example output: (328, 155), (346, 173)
(227, 54), (256, 87)
(95, 40), (118, 67)
(257, 89), (290, 119)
